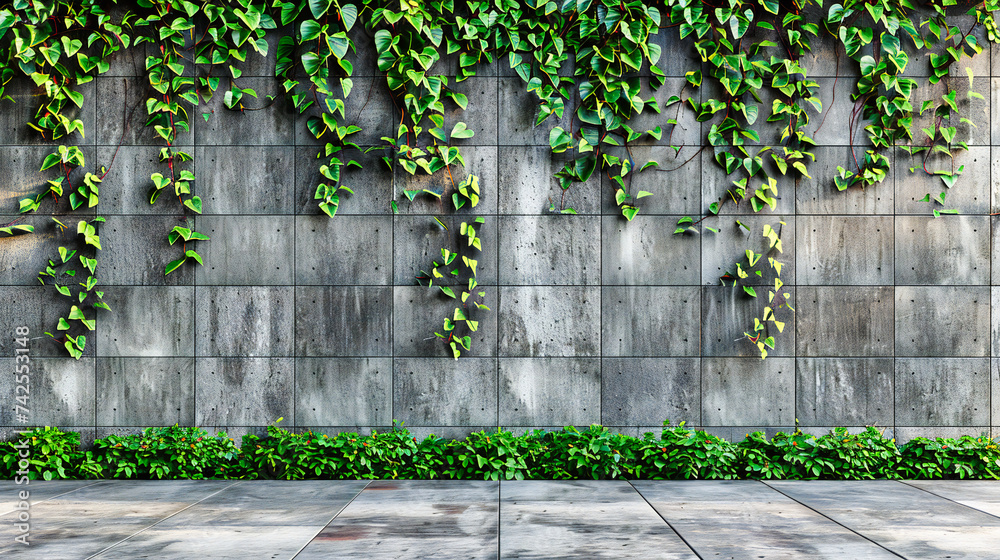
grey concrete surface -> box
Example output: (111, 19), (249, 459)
(1, 480), (998, 559)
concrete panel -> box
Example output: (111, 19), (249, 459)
(600, 145), (702, 215)
(702, 215), (795, 286)
(194, 146), (293, 214)
(444, 77), (498, 146)
(96, 357), (195, 426)
(629, 78), (701, 147)
(894, 426), (992, 443)
(497, 77), (573, 146)
(796, 216), (893, 285)
(100, 215), (195, 285)
(497, 145), (601, 215)
(95, 76), (193, 146)
(602, 286), (700, 356)
(294, 144), (394, 215)
(295, 358), (391, 426)
(295, 76), (392, 147)
(196, 286), (293, 357)
(195, 358), (293, 426)
(895, 286), (989, 357)
(895, 147), (989, 214)
(498, 358), (601, 426)
(0, 214), (62, 285)
(895, 216), (989, 285)
(498, 215), (600, 285)
(295, 214), (392, 285)
(795, 286), (893, 356)
(196, 78), (295, 145)
(0, 145), (97, 215)
(95, 145), (191, 215)
(701, 358), (795, 426)
(295, 286), (391, 357)
(905, 480), (1000, 518)
(648, 29), (702, 77)
(803, 77), (860, 146)
(393, 286), (497, 358)
(601, 215), (701, 285)
(498, 286), (600, 357)
(98, 286), (195, 357)
(894, 358), (989, 426)
(0, 286), (93, 357)
(702, 286), (796, 357)
(394, 214), (497, 286)
(194, 215), (294, 285)
(0, 357), (95, 426)
(701, 148), (795, 216)
(795, 358), (894, 426)
(393, 357), (497, 426)
(0, 80), (94, 146)
(795, 146), (894, 215)
(602, 358), (700, 426)
(394, 145), (499, 216)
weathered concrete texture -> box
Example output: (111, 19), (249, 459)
(701, 149), (795, 217)
(499, 215), (600, 285)
(500, 481), (698, 559)
(196, 286), (293, 357)
(100, 215), (196, 285)
(768, 480), (1000, 559)
(602, 286), (700, 356)
(701, 358), (795, 426)
(394, 146), (500, 216)
(701, 286), (796, 358)
(295, 286), (392, 357)
(298, 480), (499, 560)
(497, 77), (574, 147)
(97, 286), (195, 357)
(601, 358), (700, 426)
(93, 481), (369, 560)
(633, 480), (899, 559)
(295, 215), (392, 285)
(296, 76), (392, 147)
(295, 358), (392, 426)
(394, 357), (498, 426)
(795, 147), (894, 215)
(0, 214), (64, 285)
(795, 216), (893, 285)
(194, 215), (295, 285)
(795, 286), (893, 356)
(194, 146), (294, 214)
(894, 358), (990, 426)
(196, 78), (295, 146)
(0, 357), (95, 426)
(796, 358), (894, 427)
(0, 145), (97, 215)
(294, 144), (395, 215)
(498, 358), (601, 426)
(601, 216), (700, 285)
(93, 145), (192, 215)
(394, 214), (498, 286)
(497, 146), (601, 215)
(195, 358), (293, 426)
(701, 215), (795, 286)
(629, 78), (701, 147)
(600, 146), (702, 215)
(0, 286), (93, 357)
(498, 286), (600, 357)
(0, 80), (95, 146)
(393, 286), (497, 358)
(895, 215), (989, 285)
(895, 286), (990, 357)
(804, 77), (862, 146)
(904, 480), (1000, 518)
(895, 147), (990, 214)
(445, 77), (499, 147)
(97, 357), (195, 426)
(95, 77), (193, 147)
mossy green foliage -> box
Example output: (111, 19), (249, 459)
(2, 424), (997, 481)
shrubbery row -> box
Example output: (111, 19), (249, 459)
(2, 423), (997, 481)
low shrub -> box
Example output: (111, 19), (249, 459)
(2, 422), (998, 481)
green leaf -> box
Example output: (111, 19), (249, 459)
(341, 4), (358, 31)
(743, 286), (757, 298)
(164, 258), (186, 275)
(308, 0), (333, 19)
(184, 196), (202, 214)
(450, 122), (474, 139)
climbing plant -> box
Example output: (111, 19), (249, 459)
(1, 0), (998, 359)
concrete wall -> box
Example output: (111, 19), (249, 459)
(1, 25), (999, 444)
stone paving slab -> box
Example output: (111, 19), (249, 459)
(768, 480), (1000, 559)
(295, 479), (500, 560)
(632, 480), (899, 559)
(91, 480), (369, 559)
(903, 479), (1000, 518)
(0, 480), (101, 516)
(500, 480), (696, 559)
(0, 479), (236, 559)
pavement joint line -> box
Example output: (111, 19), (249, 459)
(759, 480), (909, 560)
(289, 480), (373, 560)
(0, 480), (104, 517)
(83, 480), (245, 560)
(898, 480), (1000, 521)
(627, 480), (705, 560)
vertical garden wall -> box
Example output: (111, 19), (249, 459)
(0, 0), (998, 444)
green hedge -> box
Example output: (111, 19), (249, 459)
(2, 423), (998, 481)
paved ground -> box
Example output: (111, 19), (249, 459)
(0, 479), (998, 559)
